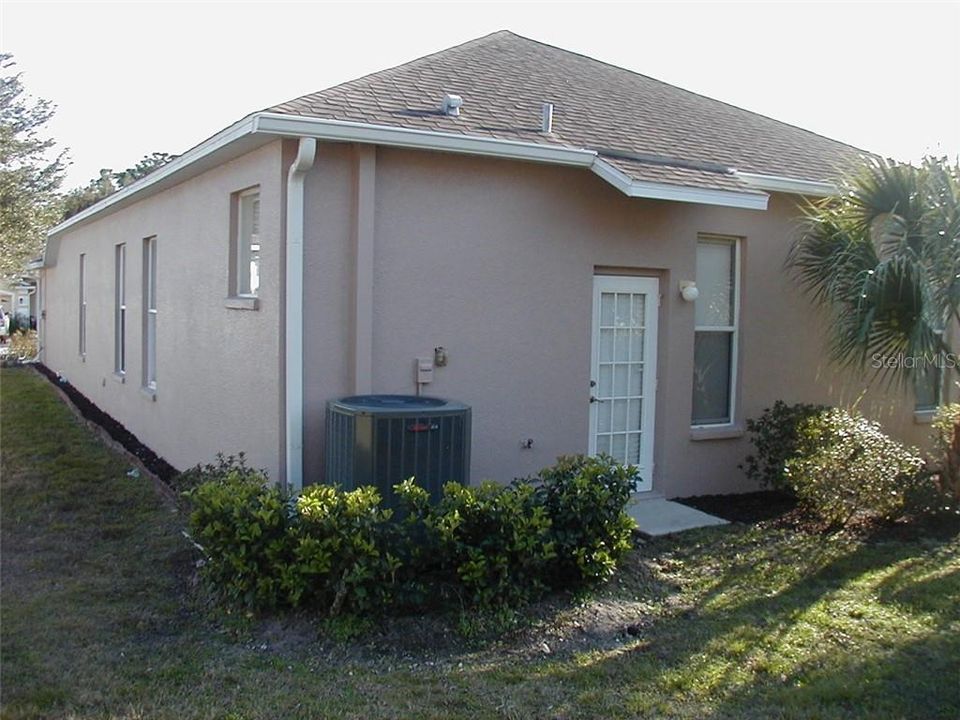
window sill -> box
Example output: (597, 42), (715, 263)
(914, 409), (937, 425)
(225, 295), (259, 311)
(690, 423), (745, 441)
(111, 372), (126, 384)
(140, 386), (158, 401)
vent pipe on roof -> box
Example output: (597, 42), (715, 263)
(541, 103), (554, 134)
(441, 94), (463, 116)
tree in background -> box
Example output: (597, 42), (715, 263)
(62, 151), (178, 220)
(0, 53), (66, 277)
(788, 156), (960, 386)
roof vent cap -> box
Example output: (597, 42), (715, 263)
(441, 94), (463, 117)
(541, 102), (554, 134)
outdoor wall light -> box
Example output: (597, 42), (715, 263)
(679, 281), (699, 302)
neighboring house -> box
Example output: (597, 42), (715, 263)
(38, 31), (939, 497)
(0, 276), (38, 326)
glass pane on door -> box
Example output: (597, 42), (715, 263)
(594, 289), (646, 466)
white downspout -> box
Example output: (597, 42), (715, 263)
(353, 144), (376, 394)
(285, 137), (317, 494)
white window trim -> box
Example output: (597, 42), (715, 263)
(232, 187), (261, 301)
(114, 243), (126, 376)
(691, 236), (741, 429)
(914, 365), (943, 414)
(143, 237), (157, 392)
(78, 253), (86, 358)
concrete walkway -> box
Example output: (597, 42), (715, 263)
(628, 496), (728, 537)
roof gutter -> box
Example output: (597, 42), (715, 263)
(44, 112), (838, 252)
(252, 113), (596, 167)
(47, 115), (260, 242)
(591, 157), (769, 211)
(734, 171), (837, 197)
(255, 114), (770, 209)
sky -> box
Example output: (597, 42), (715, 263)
(2, 1), (958, 190)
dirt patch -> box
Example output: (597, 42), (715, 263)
(33, 363), (178, 482)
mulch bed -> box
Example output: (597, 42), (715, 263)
(676, 490), (798, 524)
(33, 363), (178, 482)
(678, 489), (960, 539)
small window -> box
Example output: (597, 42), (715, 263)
(233, 189), (261, 297)
(115, 243), (126, 375)
(915, 360), (942, 412)
(143, 237), (157, 390)
(78, 253), (86, 356)
(692, 236), (740, 426)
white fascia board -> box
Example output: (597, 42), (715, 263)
(46, 115), (261, 241)
(735, 171), (837, 197)
(591, 157), (769, 210)
(252, 113), (597, 168)
(45, 108), (783, 249)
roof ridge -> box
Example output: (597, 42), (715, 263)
(264, 30), (865, 184)
(497, 31), (870, 157)
(261, 30), (512, 113)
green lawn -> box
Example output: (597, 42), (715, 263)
(2, 366), (958, 719)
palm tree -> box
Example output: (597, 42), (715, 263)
(788, 156), (960, 387)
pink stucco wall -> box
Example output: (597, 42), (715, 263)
(302, 144), (928, 497)
(41, 137), (930, 497)
(41, 141), (286, 479)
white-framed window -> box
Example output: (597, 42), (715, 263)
(692, 236), (740, 426)
(142, 236), (157, 390)
(114, 243), (126, 375)
(233, 188), (261, 297)
(78, 253), (86, 356)
(915, 362), (942, 412)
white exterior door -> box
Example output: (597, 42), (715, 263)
(589, 275), (659, 492)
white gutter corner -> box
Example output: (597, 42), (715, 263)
(734, 171), (837, 197)
(285, 137), (317, 494)
(590, 157), (769, 210)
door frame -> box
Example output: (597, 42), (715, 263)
(588, 274), (659, 492)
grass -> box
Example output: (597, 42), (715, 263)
(2, 365), (959, 719)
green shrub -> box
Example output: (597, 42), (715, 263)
(396, 455), (638, 609)
(785, 409), (925, 525)
(175, 452), (264, 493)
(188, 454), (639, 617)
(931, 404), (960, 504)
(289, 485), (400, 615)
(6, 329), (38, 363)
(741, 401), (830, 490)
(186, 473), (402, 615)
(529, 454), (636, 585)
(414, 480), (556, 608)
(186, 472), (294, 610)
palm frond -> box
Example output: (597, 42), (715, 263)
(787, 156), (960, 387)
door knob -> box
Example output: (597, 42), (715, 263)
(590, 396), (599, 404)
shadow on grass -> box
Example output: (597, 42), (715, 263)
(457, 526), (960, 719)
(3, 366), (959, 719)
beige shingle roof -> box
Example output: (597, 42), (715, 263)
(269, 31), (864, 191)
